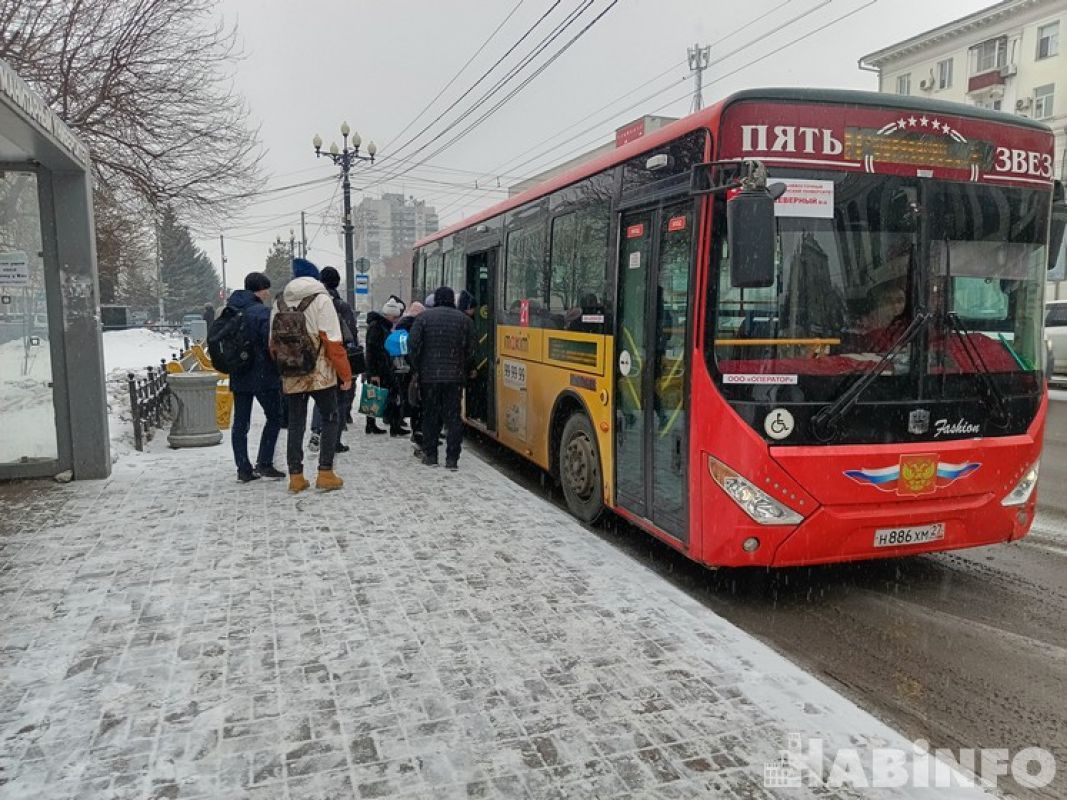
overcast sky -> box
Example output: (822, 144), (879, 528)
(200, 0), (993, 292)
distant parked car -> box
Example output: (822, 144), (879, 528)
(1045, 300), (1067, 376)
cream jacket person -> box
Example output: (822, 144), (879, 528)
(269, 276), (353, 394)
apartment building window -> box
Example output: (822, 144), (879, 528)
(896, 73), (911, 95)
(937, 58), (953, 89)
(1034, 83), (1055, 119)
(970, 36), (1007, 73)
(1037, 21), (1059, 59)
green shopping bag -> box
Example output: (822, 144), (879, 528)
(359, 382), (390, 418)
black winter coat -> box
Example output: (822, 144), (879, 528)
(409, 306), (475, 384)
(225, 290), (281, 394)
(364, 311), (394, 382)
(326, 286), (360, 348)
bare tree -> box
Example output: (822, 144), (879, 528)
(0, 0), (263, 225)
(93, 186), (147, 303)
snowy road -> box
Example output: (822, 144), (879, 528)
(1035, 390), (1067, 523)
(469, 436), (1067, 800)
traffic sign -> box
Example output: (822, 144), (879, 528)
(355, 273), (369, 295)
(355, 257), (370, 274)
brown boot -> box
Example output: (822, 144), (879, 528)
(288, 473), (310, 493)
(315, 469), (344, 491)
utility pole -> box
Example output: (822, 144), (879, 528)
(688, 43), (711, 113)
(155, 219), (166, 323)
(219, 234), (228, 302)
(289, 229), (296, 261)
(300, 211), (308, 258)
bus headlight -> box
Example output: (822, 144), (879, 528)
(707, 456), (804, 526)
(1002, 461), (1039, 506)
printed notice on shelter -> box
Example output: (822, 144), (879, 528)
(0, 251), (29, 287)
(773, 180), (834, 219)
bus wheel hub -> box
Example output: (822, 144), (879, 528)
(564, 433), (595, 500)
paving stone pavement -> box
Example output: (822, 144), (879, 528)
(0, 425), (990, 799)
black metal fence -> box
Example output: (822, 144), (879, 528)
(128, 362), (171, 451)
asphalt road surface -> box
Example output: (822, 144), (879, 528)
(469, 398), (1067, 799)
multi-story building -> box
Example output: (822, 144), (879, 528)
(352, 193), (439, 307)
(860, 0), (1066, 178)
(352, 193), (439, 264)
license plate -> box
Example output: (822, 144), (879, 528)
(873, 522), (945, 548)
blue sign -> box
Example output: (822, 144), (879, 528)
(355, 273), (369, 295)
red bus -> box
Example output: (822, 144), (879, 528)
(413, 88), (1067, 567)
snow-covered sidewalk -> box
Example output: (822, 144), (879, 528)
(0, 425), (991, 799)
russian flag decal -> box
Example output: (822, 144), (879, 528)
(845, 455), (980, 496)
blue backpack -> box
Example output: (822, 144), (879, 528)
(384, 328), (409, 357)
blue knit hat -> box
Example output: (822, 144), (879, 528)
(292, 257), (320, 280)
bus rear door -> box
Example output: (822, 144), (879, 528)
(465, 247), (497, 430)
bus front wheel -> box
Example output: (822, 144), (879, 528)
(559, 413), (605, 524)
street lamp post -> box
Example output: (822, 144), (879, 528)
(313, 122), (376, 308)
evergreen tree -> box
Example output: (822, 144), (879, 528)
(263, 238), (292, 294)
(158, 207), (222, 319)
(119, 261), (160, 318)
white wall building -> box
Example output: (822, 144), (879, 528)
(352, 193), (438, 308)
(352, 192), (439, 265)
(860, 0), (1066, 179)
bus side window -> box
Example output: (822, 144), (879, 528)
(504, 223), (547, 326)
(548, 207), (609, 333)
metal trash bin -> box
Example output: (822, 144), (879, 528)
(166, 372), (223, 448)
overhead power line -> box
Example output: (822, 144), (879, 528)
(373, 0), (565, 169)
(380, 0), (528, 153)
(370, 0), (598, 187)
(373, 0), (619, 189)
(213, 175), (335, 202)
(434, 0), (878, 221)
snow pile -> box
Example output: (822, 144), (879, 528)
(103, 327), (186, 374)
(0, 337), (56, 463)
(102, 328), (187, 460)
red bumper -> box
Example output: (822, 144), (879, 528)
(768, 490), (1034, 567)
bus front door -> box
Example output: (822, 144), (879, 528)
(465, 248), (496, 431)
(615, 201), (693, 542)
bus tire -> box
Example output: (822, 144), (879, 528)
(559, 412), (605, 524)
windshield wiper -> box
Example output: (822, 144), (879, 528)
(810, 312), (930, 442)
(944, 311), (1011, 428)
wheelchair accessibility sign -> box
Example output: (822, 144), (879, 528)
(764, 408), (794, 440)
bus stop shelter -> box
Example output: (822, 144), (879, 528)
(0, 58), (109, 480)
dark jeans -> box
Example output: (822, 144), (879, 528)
(231, 390), (283, 473)
(311, 387), (355, 444)
(286, 388), (339, 473)
(421, 382), (463, 463)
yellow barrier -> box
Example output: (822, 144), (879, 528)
(190, 343), (214, 370)
(215, 381), (233, 429)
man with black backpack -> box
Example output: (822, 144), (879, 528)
(269, 258), (352, 492)
(212, 272), (285, 482)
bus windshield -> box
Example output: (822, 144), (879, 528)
(711, 171), (1049, 403)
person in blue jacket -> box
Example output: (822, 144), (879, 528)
(226, 272), (285, 482)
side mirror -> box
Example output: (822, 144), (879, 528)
(727, 184), (785, 288)
(1050, 181), (1066, 272)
